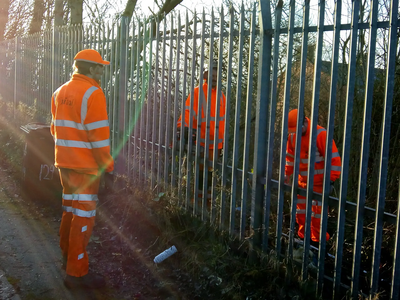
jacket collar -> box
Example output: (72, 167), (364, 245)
(71, 73), (101, 88)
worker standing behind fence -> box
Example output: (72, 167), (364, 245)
(284, 109), (341, 243)
(50, 49), (114, 289)
(177, 63), (226, 206)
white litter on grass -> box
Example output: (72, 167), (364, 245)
(154, 246), (178, 263)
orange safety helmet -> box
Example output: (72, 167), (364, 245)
(288, 109), (302, 134)
(74, 49), (110, 65)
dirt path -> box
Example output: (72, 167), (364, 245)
(0, 165), (116, 300)
(0, 152), (198, 300)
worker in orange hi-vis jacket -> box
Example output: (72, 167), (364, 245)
(51, 49), (114, 289)
(177, 63), (226, 206)
(284, 109), (341, 243)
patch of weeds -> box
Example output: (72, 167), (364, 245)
(143, 192), (321, 300)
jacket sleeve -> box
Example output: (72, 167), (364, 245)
(285, 135), (294, 176)
(85, 90), (114, 173)
(316, 130), (341, 182)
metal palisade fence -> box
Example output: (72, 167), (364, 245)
(0, 0), (400, 298)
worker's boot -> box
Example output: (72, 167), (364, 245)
(64, 272), (105, 289)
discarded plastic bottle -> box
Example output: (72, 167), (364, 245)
(154, 246), (178, 263)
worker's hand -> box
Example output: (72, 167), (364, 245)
(284, 175), (291, 185)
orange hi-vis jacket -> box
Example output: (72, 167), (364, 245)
(177, 83), (226, 149)
(51, 74), (114, 175)
(285, 117), (341, 187)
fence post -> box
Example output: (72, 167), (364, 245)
(250, 0), (272, 257)
(52, 26), (60, 98)
(115, 16), (129, 176)
(13, 37), (20, 119)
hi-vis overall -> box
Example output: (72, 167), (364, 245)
(285, 118), (341, 242)
(177, 83), (226, 205)
(51, 74), (113, 277)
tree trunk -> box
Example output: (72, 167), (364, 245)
(29, 0), (46, 34)
(69, 0), (83, 25)
(0, 0), (10, 40)
(54, 0), (65, 26)
(122, 0), (138, 20)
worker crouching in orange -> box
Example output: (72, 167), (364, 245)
(51, 49), (114, 289)
(177, 63), (226, 207)
(284, 109), (341, 243)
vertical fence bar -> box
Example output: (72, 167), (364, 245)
(252, 0), (274, 252)
(370, 0), (397, 295)
(140, 21), (148, 183)
(164, 15), (174, 188)
(229, 4), (245, 235)
(13, 37), (19, 118)
(219, 5), (234, 230)
(116, 16), (129, 176)
(145, 20), (154, 185)
(178, 12), (189, 203)
(351, 0), (378, 297)
(158, 17), (167, 191)
(239, 5), (256, 240)
(171, 14), (181, 189)
(151, 18), (160, 190)
(390, 4), (400, 298)
(193, 10), (206, 216)
(333, 1), (359, 297)
(127, 21), (136, 183)
(185, 11), (197, 211)
(133, 21), (142, 180)
(211, 6), (224, 223)
(201, 9), (214, 221)
(286, 0), (307, 271)
(277, 0), (295, 259)
(317, 0), (342, 295)
(263, 0), (282, 254)
(302, 0), (325, 280)
(52, 27), (60, 100)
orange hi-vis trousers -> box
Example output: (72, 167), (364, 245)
(296, 184), (330, 242)
(59, 169), (100, 277)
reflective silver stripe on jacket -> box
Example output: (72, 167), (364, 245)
(286, 152), (294, 158)
(312, 200), (322, 206)
(312, 212), (321, 219)
(297, 198), (306, 204)
(62, 206), (73, 212)
(55, 139), (92, 149)
(55, 120), (85, 130)
(81, 86), (99, 124)
(85, 120), (109, 131)
(286, 161), (294, 166)
(91, 139), (110, 149)
(55, 138), (109, 149)
(55, 119), (109, 132)
(63, 193), (74, 200)
(300, 165), (342, 176)
(296, 209), (306, 214)
(72, 208), (96, 218)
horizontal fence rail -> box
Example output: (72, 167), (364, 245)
(0, 1), (400, 299)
